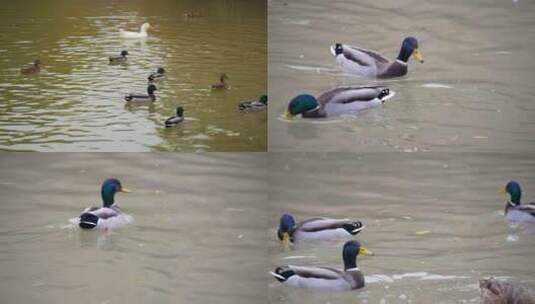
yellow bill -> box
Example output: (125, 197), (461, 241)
(120, 187), (132, 193)
(412, 49), (424, 63)
(359, 247), (374, 256)
(285, 111), (294, 120)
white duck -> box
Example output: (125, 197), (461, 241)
(120, 23), (151, 38)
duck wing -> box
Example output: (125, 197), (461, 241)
(338, 45), (391, 66)
(298, 217), (354, 232)
(90, 207), (119, 219)
(289, 265), (344, 280)
(317, 86), (388, 106)
(516, 204), (535, 217)
(480, 278), (535, 304)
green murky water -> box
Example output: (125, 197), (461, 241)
(0, 0), (266, 151)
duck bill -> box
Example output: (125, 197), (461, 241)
(281, 232), (291, 244)
(359, 247), (374, 256)
(120, 187), (132, 193)
(412, 49), (424, 63)
(285, 111), (294, 120)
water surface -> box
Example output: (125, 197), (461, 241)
(268, 153), (535, 303)
(268, 0), (535, 152)
(0, 0), (266, 151)
(0, 153), (268, 303)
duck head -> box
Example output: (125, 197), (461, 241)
(397, 37), (424, 63)
(503, 181), (522, 206)
(157, 67), (166, 74)
(101, 178), (131, 207)
(147, 84), (157, 95)
(175, 106), (184, 117)
(220, 73), (229, 82)
(141, 23), (151, 32)
(286, 94), (319, 118)
(121, 50), (129, 57)
(33, 59), (41, 67)
(342, 240), (374, 271)
(259, 95), (268, 105)
(277, 213), (296, 243)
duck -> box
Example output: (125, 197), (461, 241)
(20, 59), (41, 75)
(184, 11), (204, 18)
(502, 181), (535, 224)
(125, 84), (157, 102)
(148, 67), (166, 82)
(480, 277), (535, 304)
(165, 106), (184, 127)
(277, 213), (365, 244)
(109, 50), (128, 64)
(239, 95), (267, 111)
(330, 37), (424, 79)
(286, 85), (394, 119)
(211, 73), (229, 89)
(120, 22), (151, 38)
(69, 178), (132, 230)
(270, 240), (373, 291)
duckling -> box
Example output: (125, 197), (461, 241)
(330, 37), (424, 79)
(239, 95), (267, 111)
(120, 22), (151, 38)
(502, 181), (535, 224)
(270, 240), (374, 291)
(109, 50), (128, 64)
(148, 67), (166, 82)
(480, 277), (535, 304)
(165, 106), (184, 127)
(211, 73), (229, 89)
(125, 84), (157, 102)
(277, 213), (365, 244)
(69, 178), (132, 230)
(20, 59), (41, 75)
(286, 86), (394, 119)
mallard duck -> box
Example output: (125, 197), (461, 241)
(270, 240), (373, 291)
(480, 277), (535, 304)
(165, 106), (184, 127)
(239, 95), (267, 111)
(502, 181), (535, 224)
(125, 84), (157, 102)
(109, 50), (128, 64)
(69, 178), (132, 230)
(148, 67), (165, 82)
(330, 37), (424, 79)
(20, 59), (41, 75)
(277, 213), (365, 244)
(120, 22), (151, 38)
(286, 85), (394, 119)
(211, 73), (229, 89)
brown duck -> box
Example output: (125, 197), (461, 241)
(211, 73), (229, 90)
(20, 60), (41, 75)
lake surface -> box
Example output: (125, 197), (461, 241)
(268, 0), (535, 152)
(0, 153), (268, 303)
(268, 153), (535, 303)
(0, 0), (266, 151)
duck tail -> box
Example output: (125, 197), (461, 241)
(330, 43), (343, 56)
(343, 221), (365, 235)
(79, 212), (99, 230)
(238, 101), (251, 111)
(124, 95), (132, 101)
(270, 266), (295, 283)
(378, 88), (390, 100)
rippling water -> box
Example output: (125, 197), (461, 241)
(268, 153), (535, 303)
(268, 0), (535, 152)
(0, 153), (267, 303)
(0, 0), (266, 151)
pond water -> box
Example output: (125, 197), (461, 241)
(0, 0), (266, 151)
(0, 153), (268, 303)
(268, 0), (535, 152)
(268, 153), (535, 303)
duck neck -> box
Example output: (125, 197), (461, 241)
(396, 46), (411, 63)
(344, 258), (357, 271)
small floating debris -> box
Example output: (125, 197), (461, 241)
(416, 230), (431, 235)
(422, 83), (453, 89)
